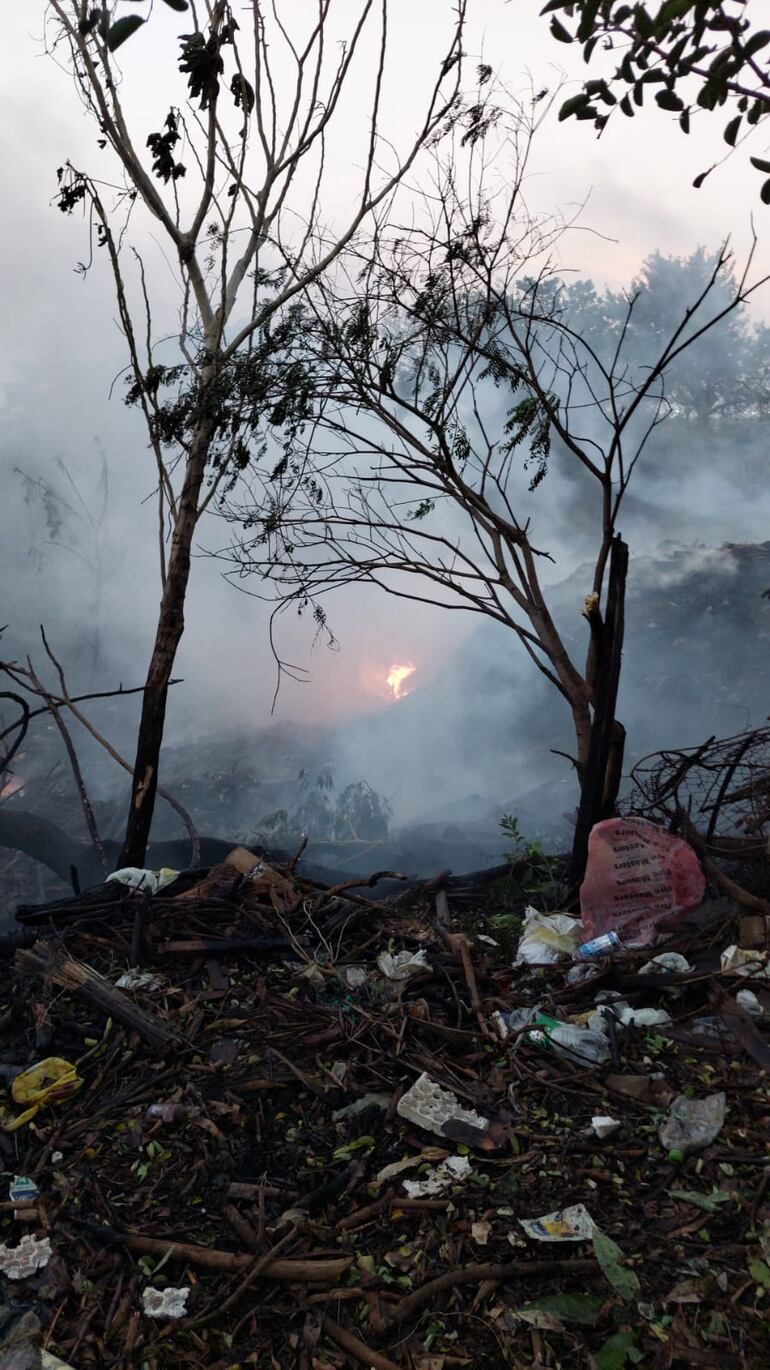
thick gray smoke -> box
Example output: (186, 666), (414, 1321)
(2, 246), (770, 877)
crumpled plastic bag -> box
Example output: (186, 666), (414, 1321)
(514, 908), (581, 965)
(720, 945), (770, 977)
(3, 1058), (83, 1132)
(580, 817), (705, 946)
(378, 949), (429, 981)
(659, 1092), (726, 1155)
(638, 952), (691, 976)
(107, 866), (179, 895)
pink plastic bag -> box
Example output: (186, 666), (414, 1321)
(580, 817), (705, 946)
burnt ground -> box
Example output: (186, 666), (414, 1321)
(0, 854), (768, 1369)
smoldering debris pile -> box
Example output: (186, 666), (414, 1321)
(1, 821), (769, 1369)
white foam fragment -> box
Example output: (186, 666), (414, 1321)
(397, 1072), (488, 1138)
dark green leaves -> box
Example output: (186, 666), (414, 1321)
(105, 14), (145, 51)
(723, 114), (741, 145)
(542, 0), (770, 199)
(231, 73), (255, 115)
(162, 0), (190, 10)
(595, 1332), (644, 1370)
(550, 17), (573, 43)
(559, 91), (595, 121)
(655, 88), (685, 110)
(178, 31), (224, 108)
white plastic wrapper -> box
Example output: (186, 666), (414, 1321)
(519, 1203), (594, 1242)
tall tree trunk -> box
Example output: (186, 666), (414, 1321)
(568, 534), (629, 889)
(117, 402), (215, 869)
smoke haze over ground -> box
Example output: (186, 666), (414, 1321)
(1, 4), (769, 872)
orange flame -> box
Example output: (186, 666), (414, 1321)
(0, 775), (25, 801)
(386, 662), (416, 700)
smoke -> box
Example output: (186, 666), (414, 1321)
(1, 6), (769, 870)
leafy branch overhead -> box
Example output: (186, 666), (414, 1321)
(78, 0), (190, 48)
(542, 1), (770, 198)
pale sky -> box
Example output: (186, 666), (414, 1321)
(1, 2), (768, 734)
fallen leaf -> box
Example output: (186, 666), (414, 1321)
(595, 1331), (643, 1369)
(512, 1306), (563, 1330)
(666, 1276), (709, 1303)
(592, 1227), (641, 1302)
(668, 1188), (731, 1214)
(748, 1258), (770, 1288)
(525, 1293), (603, 1325)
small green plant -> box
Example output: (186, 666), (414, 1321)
(495, 813), (561, 906)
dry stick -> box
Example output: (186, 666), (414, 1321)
(16, 944), (180, 1055)
(189, 1226), (305, 1328)
(383, 1258), (598, 1329)
(40, 627), (201, 866)
(84, 1224), (349, 1282)
(436, 927), (486, 1031)
(223, 1203), (262, 1252)
(676, 809), (770, 917)
(25, 659), (108, 876)
(321, 1317), (401, 1370)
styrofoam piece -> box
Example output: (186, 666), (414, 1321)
(402, 1154), (471, 1197)
(397, 1072), (488, 1138)
(142, 1285), (190, 1319)
(0, 1234), (52, 1280)
(591, 1115), (621, 1138)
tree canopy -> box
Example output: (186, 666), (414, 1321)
(543, 1), (770, 198)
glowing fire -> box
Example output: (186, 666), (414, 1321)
(386, 661), (416, 700)
(0, 775), (25, 801)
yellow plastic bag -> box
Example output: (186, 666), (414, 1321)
(3, 1058), (83, 1131)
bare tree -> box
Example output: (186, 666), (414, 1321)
(46, 0), (465, 866)
(222, 85), (766, 874)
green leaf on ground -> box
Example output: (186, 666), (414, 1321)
(596, 1331), (643, 1369)
(592, 1227), (641, 1302)
(668, 1188), (732, 1213)
(525, 1293), (603, 1325)
(748, 1259), (770, 1288)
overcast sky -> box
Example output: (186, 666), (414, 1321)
(1, 2), (767, 737)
